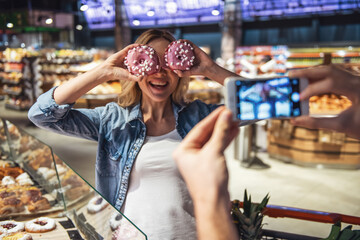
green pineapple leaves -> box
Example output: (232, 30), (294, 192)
(231, 189), (270, 240)
(322, 222), (360, 240)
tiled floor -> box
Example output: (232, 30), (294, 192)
(1, 100), (359, 239)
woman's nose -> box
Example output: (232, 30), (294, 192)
(158, 55), (168, 70)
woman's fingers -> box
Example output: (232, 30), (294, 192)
(111, 67), (143, 82)
(108, 44), (141, 66)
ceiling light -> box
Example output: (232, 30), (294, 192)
(76, 24), (83, 30)
(337, 50), (346, 57)
(132, 19), (140, 26)
(7, 22), (14, 28)
(211, 9), (220, 16)
(166, 2), (177, 14)
(147, 10), (155, 17)
(45, 18), (53, 25)
(80, 4), (89, 11)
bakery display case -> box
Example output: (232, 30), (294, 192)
(0, 118), (147, 240)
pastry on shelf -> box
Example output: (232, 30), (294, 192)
(61, 170), (90, 201)
(1, 167), (24, 180)
(7, 124), (21, 140)
(27, 147), (53, 170)
(15, 173), (34, 186)
(18, 135), (42, 154)
(309, 94), (352, 115)
(0, 196), (24, 215)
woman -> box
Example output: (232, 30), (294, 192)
(28, 29), (239, 239)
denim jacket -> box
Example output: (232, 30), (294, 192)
(28, 87), (222, 210)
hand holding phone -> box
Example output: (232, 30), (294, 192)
(225, 76), (309, 121)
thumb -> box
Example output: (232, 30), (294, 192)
(207, 109), (238, 153)
(112, 67), (142, 82)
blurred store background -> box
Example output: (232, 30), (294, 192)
(0, 0), (360, 239)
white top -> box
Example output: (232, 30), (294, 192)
(121, 129), (196, 240)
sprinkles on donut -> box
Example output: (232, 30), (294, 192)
(164, 40), (195, 71)
(124, 45), (160, 76)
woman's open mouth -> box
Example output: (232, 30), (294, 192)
(149, 81), (168, 89)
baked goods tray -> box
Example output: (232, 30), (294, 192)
(0, 163), (64, 220)
(20, 160), (95, 212)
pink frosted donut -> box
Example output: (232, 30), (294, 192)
(165, 40), (195, 71)
(124, 45), (160, 76)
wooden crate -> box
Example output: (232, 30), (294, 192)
(267, 120), (360, 169)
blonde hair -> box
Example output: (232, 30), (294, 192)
(118, 29), (190, 107)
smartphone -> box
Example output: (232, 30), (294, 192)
(225, 76), (309, 121)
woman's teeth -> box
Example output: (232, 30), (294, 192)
(150, 81), (167, 86)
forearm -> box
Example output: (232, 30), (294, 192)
(194, 193), (238, 240)
(54, 64), (110, 105)
(205, 63), (239, 85)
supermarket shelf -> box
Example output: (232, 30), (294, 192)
(1, 78), (27, 85)
(5, 103), (30, 111)
(3, 89), (22, 96)
(332, 52), (360, 58)
(288, 53), (322, 58)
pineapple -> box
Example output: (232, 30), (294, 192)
(231, 190), (270, 240)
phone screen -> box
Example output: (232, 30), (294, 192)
(236, 77), (301, 120)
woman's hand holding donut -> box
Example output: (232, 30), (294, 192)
(173, 40), (238, 85)
(100, 44), (144, 82)
(172, 40), (215, 78)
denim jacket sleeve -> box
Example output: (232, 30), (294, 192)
(28, 87), (103, 141)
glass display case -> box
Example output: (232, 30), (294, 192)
(0, 118), (147, 240)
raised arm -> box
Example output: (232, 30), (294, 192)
(28, 44), (142, 140)
(54, 44), (143, 105)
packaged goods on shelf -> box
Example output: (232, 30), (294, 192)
(235, 46), (288, 78)
(0, 50), (39, 110)
(287, 47), (360, 70)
